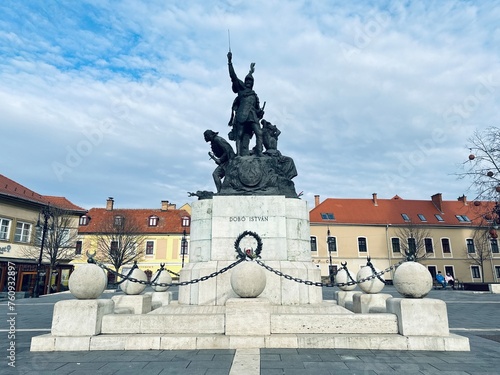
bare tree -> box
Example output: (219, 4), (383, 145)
(23, 207), (80, 294)
(92, 214), (146, 278)
(465, 218), (496, 283)
(459, 126), (500, 202)
(394, 221), (433, 261)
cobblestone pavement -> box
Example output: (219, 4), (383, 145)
(1, 286), (499, 374)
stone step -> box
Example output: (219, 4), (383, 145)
(271, 313), (398, 334)
(31, 332), (470, 352)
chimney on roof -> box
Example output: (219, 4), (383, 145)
(161, 200), (177, 211)
(431, 193), (443, 213)
(458, 195), (468, 205)
(106, 197), (114, 211)
(372, 193), (378, 206)
(314, 195), (320, 207)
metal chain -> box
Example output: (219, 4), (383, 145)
(255, 258), (406, 288)
(92, 258), (245, 287)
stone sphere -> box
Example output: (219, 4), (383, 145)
(151, 270), (172, 292)
(335, 268), (357, 291)
(69, 263), (107, 299)
(393, 261), (433, 298)
(120, 268), (147, 295)
(230, 261), (266, 298)
(357, 265), (385, 294)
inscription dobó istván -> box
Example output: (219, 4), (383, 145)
(229, 216), (269, 222)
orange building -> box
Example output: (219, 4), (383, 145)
(75, 198), (191, 282)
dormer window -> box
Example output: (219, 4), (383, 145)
(79, 215), (90, 226)
(148, 216), (159, 227)
(181, 216), (190, 227)
(417, 214), (427, 222)
(114, 215), (124, 226)
(401, 213), (410, 222)
(435, 214), (444, 222)
(320, 213), (335, 220)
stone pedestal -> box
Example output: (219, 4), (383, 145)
(335, 291), (359, 308)
(51, 299), (114, 336)
(225, 298), (271, 336)
(386, 298), (449, 336)
(353, 293), (392, 313)
(179, 196), (321, 306)
(112, 294), (152, 314)
(146, 291), (172, 310)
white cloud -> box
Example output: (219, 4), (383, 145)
(1, 0), (499, 210)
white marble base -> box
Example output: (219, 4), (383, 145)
(335, 291), (359, 308)
(112, 294), (152, 314)
(386, 297), (449, 336)
(353, 293), (392, 313)
(146, 291), (172, 310)
(51, 299), (114, 336)
(226, 298), (271, 336)
(31, 332), (470, 352)
(180, 196), (321, 306)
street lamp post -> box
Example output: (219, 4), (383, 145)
(181, 229), (187, 268)
(327, 229), (335, 284)
(34, 205), (52, 298)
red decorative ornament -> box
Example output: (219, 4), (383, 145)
(490, 229), (498, 239)
(468, 154), (475, 160)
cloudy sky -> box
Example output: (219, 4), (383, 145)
(1, 0), (499, 211)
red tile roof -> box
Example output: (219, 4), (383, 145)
(310, 195), (495, 226)
(79, 207), (190, 234)
(0, 174), (86, 213)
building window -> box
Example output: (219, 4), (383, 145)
(417, 214), (427, 222)
(441, 238), (451, 254)
(181, 216), (190, 227)
(466, 239), (475, 254)
(146, 241), (154, 255)
(444, 266), (455, 278)
(491, 239), (499, 254)
(114, 216), (124, 226)
(148, 216), (159, 227)
(75, 241), (82, 255)
(110, 241), (119, 255)
(427, 265), (437, 279)
(495, 266), (500, 279)
(0, 218), (11, 241)
(435, 214), (444, 222)
(327, 236), (337, 252)
(321, 213), (335, 220)
(310, 237), (317, 252)
(408, 237), (416, 254)
(424, 238), (434, 253)
(471, 265), (481, 279)
(14, 221), (31, 243)
(391, 238), (400, 253)
(79, 215), (89, 226)
(456, 215), (471, 223)
(401, 213), (410, 222)
(358, 237), (367, 252)
(181, 238), (188, 256)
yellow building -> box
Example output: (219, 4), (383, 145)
(75, 198), (190, 282)
(310, 193), (500, 286)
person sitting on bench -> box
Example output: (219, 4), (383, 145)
(445, 273), (455, 290)
(436, 271), (447, 289)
